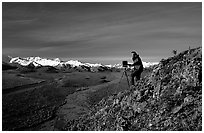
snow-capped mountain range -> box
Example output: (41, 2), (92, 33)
(8, 56), (158, 69)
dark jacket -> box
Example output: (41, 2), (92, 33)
(132, 55), (143, 71)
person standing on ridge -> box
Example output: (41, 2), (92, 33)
(128, 51), (143, 86)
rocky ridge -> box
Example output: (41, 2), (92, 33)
(65, 47), (202, 131)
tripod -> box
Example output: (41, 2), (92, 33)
(118, 67), (130, 88)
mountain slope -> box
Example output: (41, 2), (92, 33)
(2, 62), (18, 70)
(2, 55), (12, 63)
(65, 47), (202, 131)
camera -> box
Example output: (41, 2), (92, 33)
(122, 61), (128, 67)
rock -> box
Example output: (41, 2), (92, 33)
(149, 123), (153, 127)
(197, 106), (202, 113)
(113, 99), (119, 106)
(172, 105), (183, 114)
(184, 95), (194, 105)
(132, 102), (147, 113)
(130, 85), (137, 90)
(174, 86), (182, 96)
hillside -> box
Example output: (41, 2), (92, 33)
(65, 47), (202, 131)
(2, 62), (18, 70)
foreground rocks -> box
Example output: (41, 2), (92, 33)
(65, 47), (202, 131)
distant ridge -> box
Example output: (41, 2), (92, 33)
(8, 56), (158, 69)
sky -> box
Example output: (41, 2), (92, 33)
(2, 2), (202, 65)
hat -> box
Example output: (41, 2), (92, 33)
(131, 51), (137, 54)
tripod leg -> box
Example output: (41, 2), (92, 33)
(124, 71), (130, 88)
(119, 71), (125, 84)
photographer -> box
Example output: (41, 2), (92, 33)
(128, 51), (143, 86)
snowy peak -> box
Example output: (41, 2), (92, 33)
(85, 63), (102, 67)
(64, 60), (102, 67)
(25, 57), (61, 66)
(142, 61), (159, 68)
(9, 56), (158, 69)
(9, 57), (104, 68)
(10, 57), (31, 66)
(105, 62), (158, 68)
(105, 64), (123, 68)
(65, 60), (84, 67)
(10, 57), (61, 67)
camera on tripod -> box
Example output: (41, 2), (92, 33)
(122, 61), (128, 68)
(119, 61), (130, 87)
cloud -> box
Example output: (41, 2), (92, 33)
(2, 2), (202, 64)
(138, 27), (201, 40)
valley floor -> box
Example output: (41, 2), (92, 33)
(2, 69), (149, 130)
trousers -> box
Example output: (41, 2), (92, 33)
(131, 68), (143, 85)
